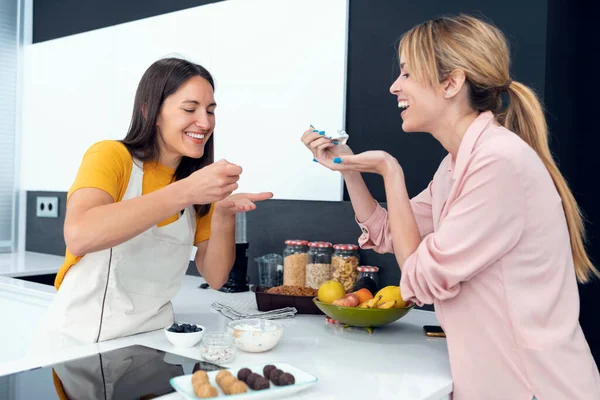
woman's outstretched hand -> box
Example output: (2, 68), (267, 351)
(321, 149), (402, 177)
(214, 192), (274, 216)
(301, 126), (401, 177)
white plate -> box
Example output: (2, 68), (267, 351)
(170, 362), (317, 399)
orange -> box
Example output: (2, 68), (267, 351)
(353, 288), (374, 304)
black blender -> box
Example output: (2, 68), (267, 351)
(218, 212), (250, 293)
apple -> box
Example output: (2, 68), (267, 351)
(332, 293), (359, 307)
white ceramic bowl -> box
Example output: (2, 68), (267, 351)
(164, 322), (205, 348)
(227, 319), (283, 353)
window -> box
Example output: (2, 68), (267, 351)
(0, 0), (19, 252)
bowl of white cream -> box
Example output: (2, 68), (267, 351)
(227, 319), (284, 353)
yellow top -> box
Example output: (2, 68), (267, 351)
(54, 140), (214, 290)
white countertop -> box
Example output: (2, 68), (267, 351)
(0, 252), (453, 399)
(0, 251), (64, 278)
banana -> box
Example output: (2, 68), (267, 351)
(376, 300), (397, 309)
(358, 301), (370, 308)
(361, 295), (382, 309)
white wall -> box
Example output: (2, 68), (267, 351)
(20, 0), (348, 201)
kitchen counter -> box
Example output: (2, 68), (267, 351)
(0, 251), (64, 278)
(0, 252), (453, 399)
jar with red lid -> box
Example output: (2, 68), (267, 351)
(331, 244), (360, 291)
(283, 240), (309, 286)
(305, 241), (332, 289)
(357, 265), (379, 290)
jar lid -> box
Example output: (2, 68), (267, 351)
(308, 241), (332, 248)
(357, 266), (379, 272)
(333, 244), (359, 251)
(285, 240), (309, 246)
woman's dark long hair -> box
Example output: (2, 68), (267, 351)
(122, 57), (215, 218)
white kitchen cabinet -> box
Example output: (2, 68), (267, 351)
(0, 278), (53, 364)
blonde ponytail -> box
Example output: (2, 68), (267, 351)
(400, 14), (598, 283)
(499, 81), (599, 283)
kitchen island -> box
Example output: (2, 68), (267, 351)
(0, 252), (453, 399)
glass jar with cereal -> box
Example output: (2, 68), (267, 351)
(306, 241), (332, 289)
(332, 244), (360, 291)
(283, 240), (309, 286)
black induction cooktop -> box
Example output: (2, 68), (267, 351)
(0, 345), (224, 400)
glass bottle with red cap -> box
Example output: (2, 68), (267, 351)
(306, 241), (333, 289)
(283, 239), (309, 286)
(331, 244), (360, 291)
(357, 266), (379, 290)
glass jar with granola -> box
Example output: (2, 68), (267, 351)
(331, 244), (360, 291)
(283, 240), (309, 286)
(305, 241), (332, 289)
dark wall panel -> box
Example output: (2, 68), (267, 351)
(33, 0), (224, 43)
(245, 199), (399, 285)
(245, 199), (433, 311)
(26, 191), (67, 256)
(345, 0), (547, 201)
(545, 0), (600, 368)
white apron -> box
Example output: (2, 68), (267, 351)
(29, 159), (195, 353)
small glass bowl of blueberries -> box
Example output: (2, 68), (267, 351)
(164, 321), (205, 348)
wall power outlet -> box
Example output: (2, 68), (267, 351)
(36, 196), (59, 218)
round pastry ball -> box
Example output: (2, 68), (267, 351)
(191, 371), (209, 386)
(237, 368), (252, 382)
(252, 377), (270, 390)
(263, 365), (276, 379)
(228, 380), (248, 394)
(278, 372), (295, 386)
(246, 372), (261, 387)
(270, 369), (283, 385)
(193, 383), (218, 399)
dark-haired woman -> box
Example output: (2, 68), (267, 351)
(30, 58), (272, 351)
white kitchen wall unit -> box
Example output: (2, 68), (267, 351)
(21, 0), (348, 201)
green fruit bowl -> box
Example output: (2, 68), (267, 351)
(312, 298), (415, 328)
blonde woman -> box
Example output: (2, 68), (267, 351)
(303, 15), (600, 400)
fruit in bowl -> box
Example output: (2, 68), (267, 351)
(164, 322), (205, 348)
(317, 280), (346, 304)
(314, 283), (414, 330)
(332, 293), (359, 307)
(167, 323), (203, 333)
(353, 288), (374, 304)
(375, 285), (407, 308)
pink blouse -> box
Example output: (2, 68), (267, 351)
(357, 111), (600, 399)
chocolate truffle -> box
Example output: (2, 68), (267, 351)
(263, 364), (276, 379)
(278, 372), (295, 386)
(237, 368), (252, 382)
(269, 369), (283, 384)
(252, 377), (270, 390)
(246, 372), (261, 387)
